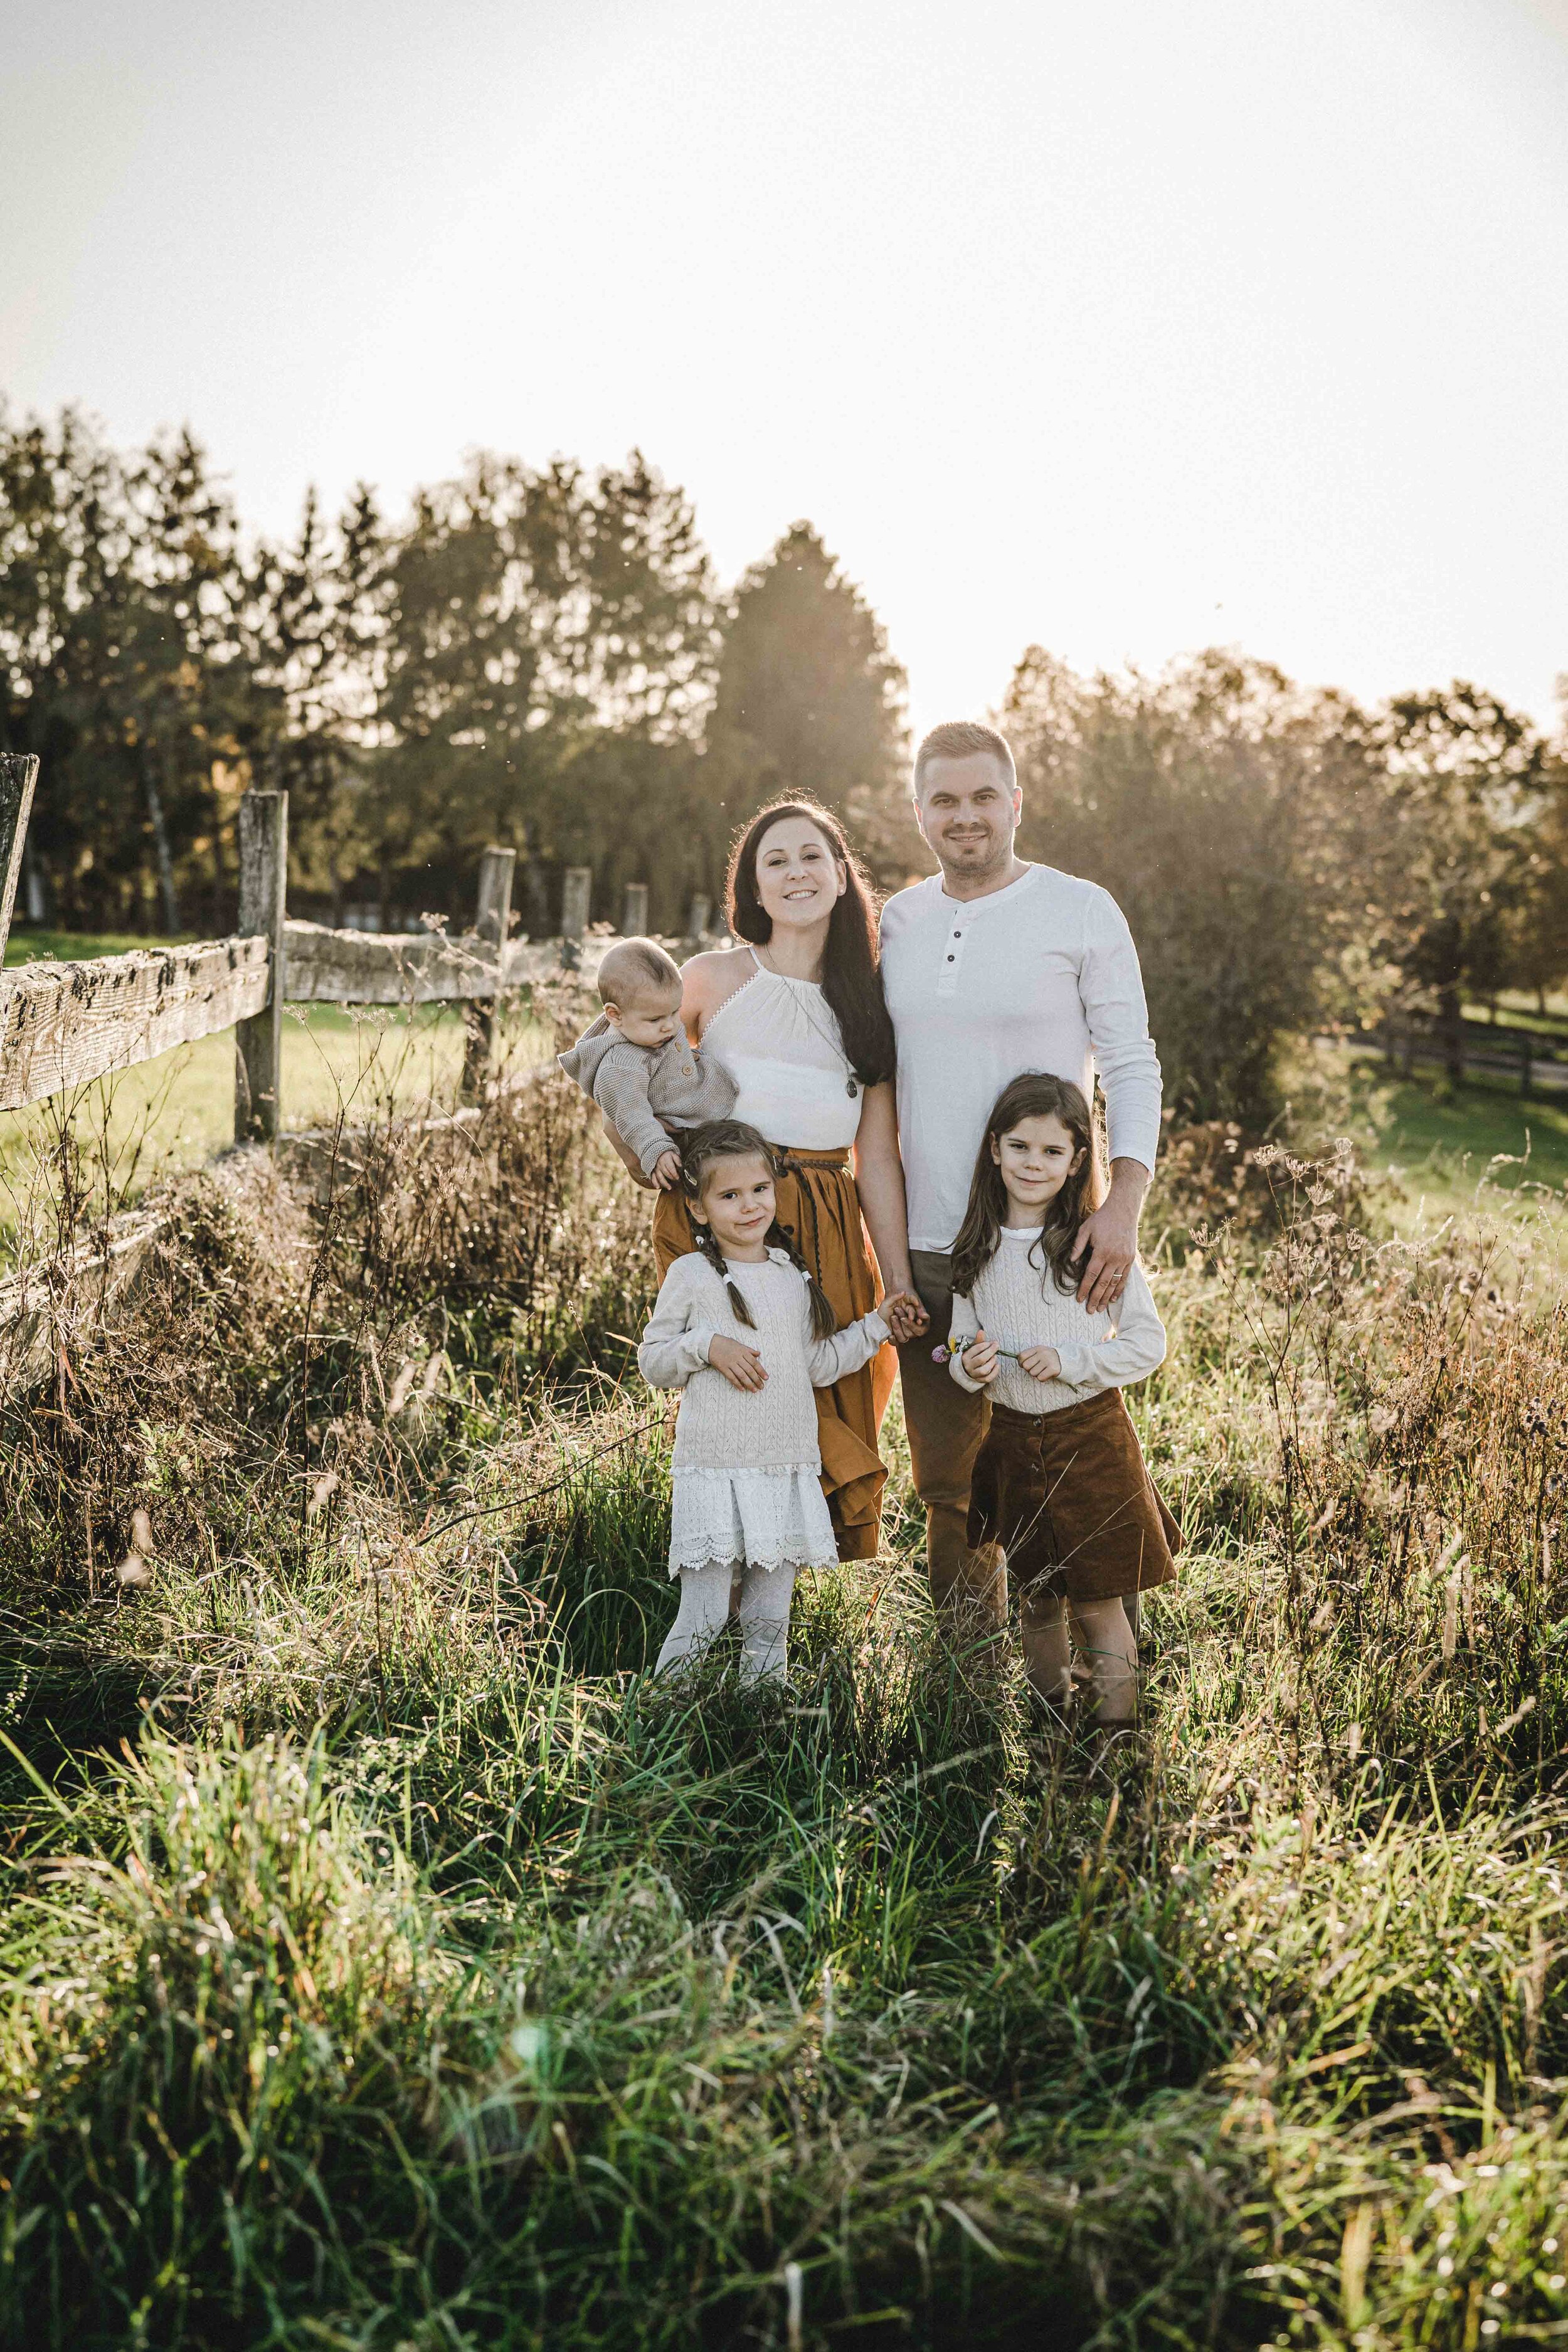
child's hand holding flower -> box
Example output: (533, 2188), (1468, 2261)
(959, 1328), (1000, 1383)
(1018, 1343), (1062, 1383)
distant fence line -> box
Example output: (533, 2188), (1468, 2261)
(1369, 1014), (1567, 1098)
(0, 758), (720, 1140)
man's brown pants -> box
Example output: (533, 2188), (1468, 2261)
(898, 1249), (1006, 1624)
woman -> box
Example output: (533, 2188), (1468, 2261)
(606, 800), (926, 1560)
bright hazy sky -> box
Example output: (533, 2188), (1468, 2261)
(4, 0), (1568, 739)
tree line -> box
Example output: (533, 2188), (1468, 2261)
(2, 400), (1564, 1125)
(0, 404), (908, 943)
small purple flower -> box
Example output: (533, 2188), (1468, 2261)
(931, 1343), (950, 1364)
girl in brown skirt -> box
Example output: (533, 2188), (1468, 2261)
(942, 1073), (1179, 1728)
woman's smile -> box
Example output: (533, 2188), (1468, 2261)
(755, 816), (849, 929)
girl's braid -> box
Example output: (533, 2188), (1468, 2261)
(763, 1217), (836, 1341)
(691, 1214), (756, 1328)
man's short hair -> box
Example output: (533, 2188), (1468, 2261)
(912, 721), (1017, 801)
(597, 936), (682, 1007)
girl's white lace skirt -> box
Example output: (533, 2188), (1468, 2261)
(668, 1463), (838, 1576)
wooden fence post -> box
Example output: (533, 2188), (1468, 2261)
(1521, 1030), (1533, 1100)
(235, 790), (289, 1144)
(561, 867), (591, 942)
(0, 754), (40, 965)
(1441, 994), (1465, 1087)
(622, 882), (649, 937)
(462, 845), (516, 1098)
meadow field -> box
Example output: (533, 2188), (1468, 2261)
(0, 965), (1566, 2351)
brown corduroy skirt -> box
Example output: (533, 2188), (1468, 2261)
(967, 1391), (1181, 1602)
(652, 1144), (896, 1562)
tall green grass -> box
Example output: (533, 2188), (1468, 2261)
(1, 1086), (1566, 2347)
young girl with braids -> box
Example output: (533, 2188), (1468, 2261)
(946, 1073), (1180, 1736)
(638, 1121), (914, 1683)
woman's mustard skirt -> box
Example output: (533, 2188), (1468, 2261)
(652, 1145), (896, 1561)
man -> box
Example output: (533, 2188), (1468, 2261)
(880, 719), (1163, 1621)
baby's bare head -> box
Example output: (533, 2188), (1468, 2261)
(598, 938), (683, 1047)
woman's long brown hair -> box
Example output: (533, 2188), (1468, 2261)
(948, 1073), (1104, 1303)
(679, 1121), (837, 1340)
(725, 800), (896, 1088)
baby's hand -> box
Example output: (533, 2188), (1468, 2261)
(880, 1288), (928, 1344)
(960, 1329), (999, 1383)
(1019, 1344), (1062, 1383)
(708, 1336), (768, 1392)
(652, 1149), (682, 1191)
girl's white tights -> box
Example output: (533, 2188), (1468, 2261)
(654, 1559), (797, 1685)
(1022, 1591), (1138, 1724)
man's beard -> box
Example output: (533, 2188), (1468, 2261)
(938, 827), (1013, 878)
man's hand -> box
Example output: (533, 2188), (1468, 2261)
(959, 1328), (999, 1383)
(1074, 1160), (1149, 1313)
(880, 1288), (930, 1344)
(708, 1336), (768, 1391)
(651, 1148), (682, 1191)
(1018, 1343), (1062, 1382)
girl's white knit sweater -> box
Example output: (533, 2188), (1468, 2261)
(639, 1249), (888, 1471)
(949, 1226), (1165, 1416)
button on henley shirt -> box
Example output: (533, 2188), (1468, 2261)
(879, 862), (1163, 1254)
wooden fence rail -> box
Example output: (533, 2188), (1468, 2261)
(0, 936), (272, 1114)
(0, 768), (719, 1135)
(0, 761), (730, 1390)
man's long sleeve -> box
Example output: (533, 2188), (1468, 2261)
(1081, 888), (1162, 1174)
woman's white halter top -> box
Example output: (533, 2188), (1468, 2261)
(701, 950), (863, 1151)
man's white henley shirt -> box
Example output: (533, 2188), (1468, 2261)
(879, 861), (1163, 1254)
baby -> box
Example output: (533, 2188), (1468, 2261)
(557, 937), (737, 1189)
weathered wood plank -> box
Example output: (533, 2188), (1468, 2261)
(0, 755), (40, 966)
(235, 791), (288, 1143)
(0, 1209), (168, 1394)
(0, 936), (272, 1113)
(282, 920), (511, 1004)
(281, 925), (596, 1002)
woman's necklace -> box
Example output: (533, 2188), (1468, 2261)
(755, 943), (859, 1097)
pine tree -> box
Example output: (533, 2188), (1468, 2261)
(706, 523), (915, 883)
